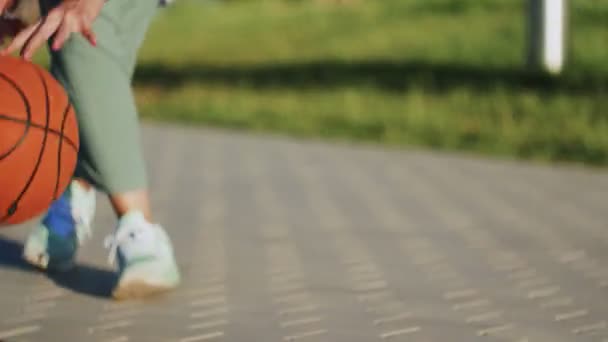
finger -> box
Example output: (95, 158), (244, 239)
(22, 16), (63, 59)
(0, 20), (40, 55)
(81, 25), (96, 47)
(51, 20), (71, 50)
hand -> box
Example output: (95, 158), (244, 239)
(1, 0), (105, 60)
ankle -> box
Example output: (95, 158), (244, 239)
(109, 190), (153, 222)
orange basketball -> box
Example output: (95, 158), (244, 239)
(0, 55), (79, 226)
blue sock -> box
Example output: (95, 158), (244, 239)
(42, 194), (75, 238)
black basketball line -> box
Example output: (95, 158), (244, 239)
(53, 102), (72, 200)
(0, 69), (51, 223)
(0, 72), (31, 161)
(0, 113), (78, 150)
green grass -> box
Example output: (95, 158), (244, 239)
(51, 0), (608, 165)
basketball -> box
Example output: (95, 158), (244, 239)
(0, 55), (79, 226)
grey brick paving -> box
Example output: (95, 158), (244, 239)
(1, 123), (608, 341)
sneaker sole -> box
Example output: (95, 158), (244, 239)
(112, 280), (177, 301)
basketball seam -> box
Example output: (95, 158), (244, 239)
(0, 73), (31, 161)
(0, 113), (78, 150)
(53, 101), (73, 200)
(0, 69), (52, 223)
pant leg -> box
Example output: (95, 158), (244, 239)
(42, 0), (159, 194)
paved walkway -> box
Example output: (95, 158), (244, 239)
(1, 123), (608, 341)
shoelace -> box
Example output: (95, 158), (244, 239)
(70, 187), (96, 245)
(104, 224), (160, 266)
(104, 226), (140, 266)
(71, 207), (93, 244)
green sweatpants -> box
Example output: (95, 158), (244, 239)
(41, 0), (159, 193)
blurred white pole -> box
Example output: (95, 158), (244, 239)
(527, 0), (568, 75)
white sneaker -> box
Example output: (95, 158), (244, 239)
(23, 180), (96, 271)
(105, 210), (181, 300)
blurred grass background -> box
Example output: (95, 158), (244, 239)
(45, 0), (608, 165)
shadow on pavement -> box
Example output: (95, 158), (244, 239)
(0, 236), (117, 299)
